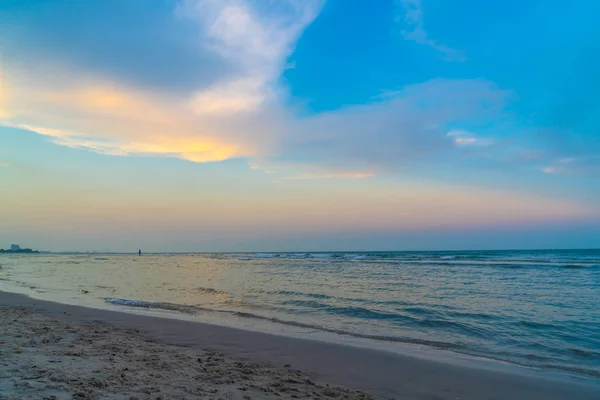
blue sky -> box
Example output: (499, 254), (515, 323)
(0, 0), (599, 251)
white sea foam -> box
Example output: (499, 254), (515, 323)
(106, 298), (152, 307)
(344, 254), (368, 260)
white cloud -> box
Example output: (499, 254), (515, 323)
(191, 78), (267, 114)
(541, 156), (600, 175)
(0, 161), (10, 167)
(447, 129), (495, 147)
(178, 0), (322, 113)
(396, 0), (464, 61)
(287, 80), (506, 170)
(249, 79), (508, 178)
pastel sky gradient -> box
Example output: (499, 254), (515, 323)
(1, 0), (599, 251)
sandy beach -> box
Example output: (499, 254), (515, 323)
(0, 305), (377, 400)
(1, 291), (599, 400)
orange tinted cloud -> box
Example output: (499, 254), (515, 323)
(1, 76), (260, 162)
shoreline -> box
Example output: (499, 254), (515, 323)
(1, 290), (599, 399)
(2, 278), (598, 381)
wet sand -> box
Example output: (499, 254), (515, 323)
(1, 306), (379, 400)
(1, 291), (599, 399)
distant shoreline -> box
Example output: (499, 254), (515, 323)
(3, 248), (597, 255)
(0, 247), (600, 256)
(0, 249), (39, 254)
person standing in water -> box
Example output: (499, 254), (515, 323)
(138, 249), (141, 256)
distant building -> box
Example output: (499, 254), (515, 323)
(0, 244), (39, 253)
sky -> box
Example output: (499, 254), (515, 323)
(0, 0), (599, 252)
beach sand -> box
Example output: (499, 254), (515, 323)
(0, 306), (377, 400)
(1, 291), (599, 400)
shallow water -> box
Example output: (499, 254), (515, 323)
(1, 249), (599, 378)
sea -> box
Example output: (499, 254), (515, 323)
(1, 249), (599, 380)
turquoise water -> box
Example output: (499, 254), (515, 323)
(1, 249), (599, 378)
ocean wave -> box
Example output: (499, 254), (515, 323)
(253, 253), (280, 258)
(270, 290), (334, 300)
(401, 260), (599, 269)
(418, 319), (490, 338)
(195, 287), (229, 296)
(289, 253), (309, 258)
(210, 252), (600, 267)
(229, 312), (464, 350)
(281, 300), (413, 321)
(561, 264), (586, 269)
(541, 364), (600, 378)
(403, 306), (447, 318)
(447, 310), (498, 321)
(518, 320), (560, 330)
(525, 353), (552, 361)
(568, 348), (600, 359)
(246, 288), (441, 308)
(308, 253), (334, 258)
(105, 298), (203, 314)
(281, 299), (491, 337)
(255, 289), (420, 309)
(104, 297), (463, 350)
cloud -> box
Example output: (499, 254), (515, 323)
(395, 0), (464, 61)
(447, 129), (495, 147)
(177, 0), (323, 114)
(0, 0), (232, 94)
(0, 74), (261, 162)
(541, 157), (600, 176)
(191, 78), (267, 114)
(243, 79), (508, 178)
(541, 158), (574, 175)
(282, 79), (507, 173)
(0, 0), (323, 163)
(0, 161), (10, 167)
